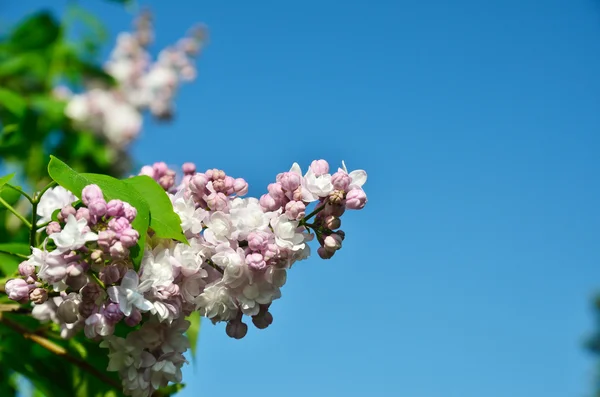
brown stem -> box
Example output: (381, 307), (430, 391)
(0, 313), (122, 390)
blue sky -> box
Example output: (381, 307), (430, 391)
(4, 0), (600, 396)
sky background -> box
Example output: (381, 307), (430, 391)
(3, 0), (600, 396)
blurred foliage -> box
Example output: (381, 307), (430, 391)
(0, 5), (190, 397)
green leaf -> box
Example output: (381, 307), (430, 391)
(186, 311), (201, 366)
(0, 173), (15, 190)
(0, 243), (30, 274)
(9, 12), (61, 51)
(47, 156), (150, 268)
(155, 383), (185, 397)
(124, 176), (188, 244)
(0, 88), (27, 117)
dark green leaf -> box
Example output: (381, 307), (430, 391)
(47, 156), (150, 268)
(0, 88), (27, 117)
(9, 12), (61, 51)
(124, 176), (188, 244)
(0, 173), (15, 190)
(0, 243), (29, 274)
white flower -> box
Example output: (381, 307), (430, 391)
(212, 245), (248, 288)
(172, 240), (206, 277)
(107, 270), (153, 316)
(49, 215), (98, 252)
(172, 191), (206, 235)
(303, 168), (333, 200)
(195, 282), (237, 321)
(203, 211), (233, 245)
(31, 248), (69, 288)
(140, 245), (174, 288)
(237, 281), (281, 316)
(341, 160), (367, 189)
(271, 214), (306, 251)
(229, 197), (273, 240)
(36, 186), (77, 225)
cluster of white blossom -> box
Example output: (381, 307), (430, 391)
(5, 159), (367, 397)
(63, 12), (206, 147)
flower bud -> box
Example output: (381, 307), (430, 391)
(246, 253), (266, 271)
(76, 207), (92, 222)
(279, 172), (301, 193)
(346, 188), (367, 210)
(88, 200), (107, 217)
(82, 184), (104, 206)
(125, 309), (142, 327)
(100, 265), (121, 285)
(90, 249), (104, 266)
(252, 311), (273, 329)
(285, 200), (306, 221)
(226, 320), (248, 339)
(259, 193), (280, 211)
(324, 234), (343, 251)
(182, 162), (196, 175)
(81, 283), (102, 302)
(109, 241), (128, 259)
(310, 159), (330, 176)
(46, 221), (62, 235)
(120, 228), (139, 248)
(206, 192), (228, 211)
(331, 171), (352, 191)
(57, 300), (80, 324)
(328, 190), (345, 206)
(66, 274), (87, 291)
(122, 203), (137, 222)
(29, 288), (48, 304)
(324, 215), (341, 230)
(18, 261), (36, 278)
(189, 173), (209, 197)
(104, 303), (124, 324)
(234, 178), (248, 196)
(79, 300), (96, 317)
(108, 217), (131, 236)
(98, 230), (117, 250)
(5, 279), (31, 302)
(59, 205), (76, 222)
(106, 200), (124, 217)
(317, 247), (335, 259)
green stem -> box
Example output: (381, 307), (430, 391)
(90, 272), (106, 289)
(0, 250), (29, 260)
(300, 203), (326, 225)
(0, 197), (32, 228)
(29, 200), (38, 250)
(4, 183), (33, 204)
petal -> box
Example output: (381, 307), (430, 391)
(341, 160), (348, 173)
(289, 162), (302, 175)
(349, 170), (367, 187)
(107, 286), (120, 303)
(120, 270), (139, 290)
(136, 298), (154, 312)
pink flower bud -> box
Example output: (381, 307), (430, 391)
(59, 205), (76, 222)
(18, 261), (35, 277)
(139, 165), (155, 178)
(189, 173), (209, 196)
(324, 215), (341, 230)
(317, 246), (335, 259)
(310, 159), (330, 176)
(46, 221), (61, 235)
(81, 283), (102, 302)
(159, 170), (176, 190)
(125, 309), (142, 327)
(29, 288), (48, 304)
(120, 228), (139, 248)
(106, 200), (124, 217)
(346, 188), (367, 210)
(57, 299), (80, 324)
(206, 192), (228, 211)
(331, 171), (352, 191)
(87, 199), (107, 217)
(247, 231), (269, 251)
(104, 303), (124, 324)
(79, 301), (96, 317)
(234, 178), (248, 196)
(109, 241), (128, 259)
(153, 162), (168, 175)
(108, 217), (131, 236)
(82, 184), (104, 206)
(100, 265), (122, 285)
(324, 202), (345, 217)
(182, 162), (196, 175)
(98, 230), (117, 250)
(66, 274), (87, 290)
(278, 172), (301, 193)
(267, 183), (285, 200)
(75, 207), (92, 222)
(226, 320), (248, 339)
(285, 200), (306, 221)
(224, 176), (235, 195)
(122, 203), (137, 222)
(246, 253), (266, 271)
(328, 190), (345, 205)
(5, 279), (32, 302)
(324, 234), (343, 251)
(259, 193), (281, 211)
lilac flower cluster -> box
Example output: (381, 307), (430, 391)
(5, 159), (367, 397)
(63, 12), (206, 147)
